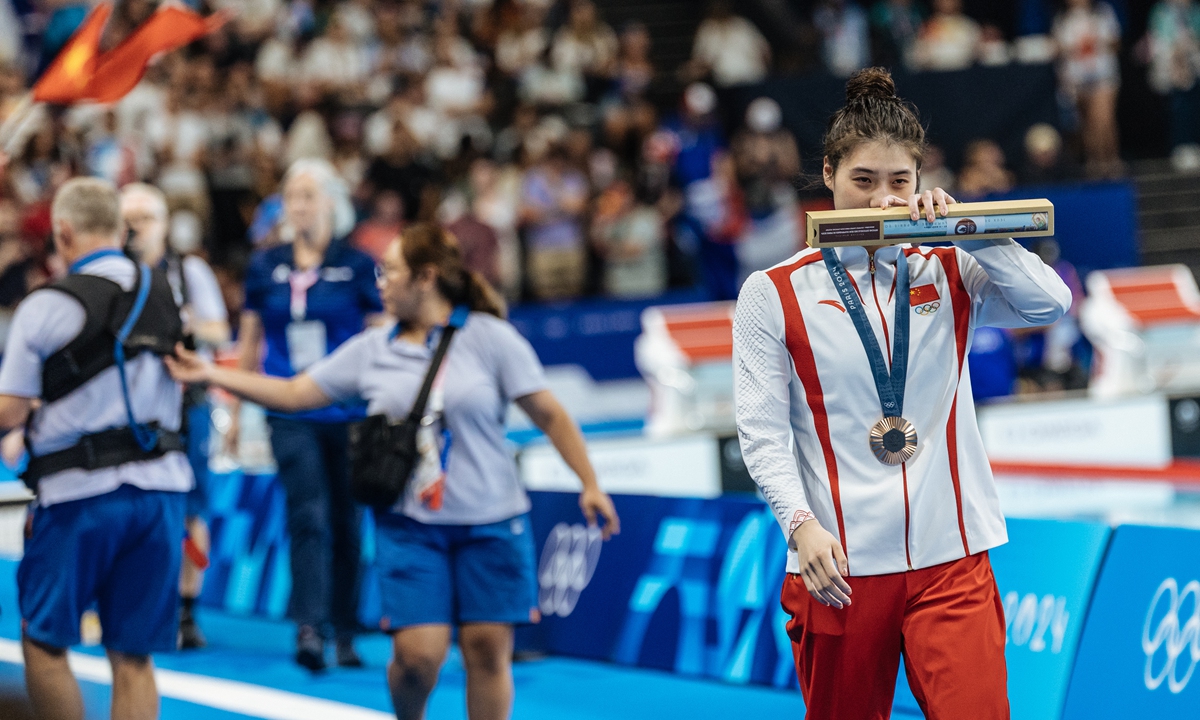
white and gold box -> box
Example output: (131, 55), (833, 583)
(806, 199), (1055, 248)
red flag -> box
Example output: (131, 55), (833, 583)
(32, 5), (226, 105)
(909, 283), (941, 307)
(31, 3), (112, 103)
(86, 6), (226, 104)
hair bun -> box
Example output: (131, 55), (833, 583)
(845, 67), (897, 103)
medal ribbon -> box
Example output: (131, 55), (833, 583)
(821, 248), (910, 419)
(288, 268), (320, 321)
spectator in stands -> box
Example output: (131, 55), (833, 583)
(591, 177), (668, 298)
(495, 2), (549, 77)
(979, 24), (1014, 66)
(917, 144), (956, 193)
(814, 0), (872, 79)
(663, 83), (725, 189)
(957, 139), (1015, 197)
(910, 0), (982, 72)
(1053, 0), (1124, 178)
(687, 1), (772, 87)
(519, 142), (590, 300)
(353, 190), (406, 262)
(870, 0), (924, 69)
(468, 156), (524, 300)
(615, 22), (656, 100)
(1145, 0), (1200, 172)
(0, 199), (35, 322)
(301, 14), (370, 105)
(366, 123), (441, 223)
(1020, 122), (1079, 185)
(442, 194), (504, 292)
(552, 0), (619, 100)
(732, 97), (802, 278)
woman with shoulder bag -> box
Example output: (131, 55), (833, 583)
(167, 223), (620, 720)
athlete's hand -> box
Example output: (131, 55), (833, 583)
(792, 519), (853, 609)
(877, 188), (956, 223)
(165, 342), (213, 385)
(580, 487), (621, 539)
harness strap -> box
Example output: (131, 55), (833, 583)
(21, 424), (184, 488)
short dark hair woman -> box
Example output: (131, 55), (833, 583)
(733, 68), (1072, 718)
(168, 223), (620, 719)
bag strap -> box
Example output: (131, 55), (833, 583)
(405, 306), (470, 423)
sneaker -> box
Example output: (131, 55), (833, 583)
(336, 638), (363, 668)
(178, 615), (207, 650)
(295, 626), (327, 672)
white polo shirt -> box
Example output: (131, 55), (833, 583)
(0, 253), (192, 507)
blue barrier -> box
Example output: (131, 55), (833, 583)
(1062, 525), (1200, 718)
(894, 519), (1111, 720)
(522, 491), (1116, 719)
(199, 472), (1198, 718)
(507, 288), (706, 382)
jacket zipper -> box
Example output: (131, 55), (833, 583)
(868, 252), (912, 569)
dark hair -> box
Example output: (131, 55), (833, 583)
(400, 223), (506, 319)
(823, 67), (926, 173)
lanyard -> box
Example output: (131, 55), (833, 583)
(289, 268), (320, 321)
(68, 248), (126, 274)
(821, 248), (910, 419)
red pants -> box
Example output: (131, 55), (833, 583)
(781, 552), (1009, 720)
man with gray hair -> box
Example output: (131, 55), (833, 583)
(0, 177), (191, 720)
(121, 181), (229, 651)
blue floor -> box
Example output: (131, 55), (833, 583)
(0, 558), (808, 719)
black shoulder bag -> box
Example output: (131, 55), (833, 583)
(348, 308), (468, 508)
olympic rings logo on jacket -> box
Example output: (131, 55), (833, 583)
(913, 301), (940, 316)
(1143, 577), (1200, 694)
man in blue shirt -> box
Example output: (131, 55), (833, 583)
(0, 178), (190, 719)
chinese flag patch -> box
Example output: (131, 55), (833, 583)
(909, 284), (940, 306)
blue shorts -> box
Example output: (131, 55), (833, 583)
(184, 401), (212, 519)
(19, 484), (186, 655)
(373, 512), (537, 630)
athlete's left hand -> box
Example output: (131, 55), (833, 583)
(878, 188), (956, 223)
(580, 487), (621, 540)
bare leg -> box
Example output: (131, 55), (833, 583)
(458, 624), (514, 720)
(387, 625), (452, 720)
(179, 516), (209, 598)
(22, 636), (82, 720)
(108, 651), (158, 720)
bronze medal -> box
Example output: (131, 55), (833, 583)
(869, 416), (918, 465)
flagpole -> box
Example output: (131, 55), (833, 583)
(0, 92), (42, 156)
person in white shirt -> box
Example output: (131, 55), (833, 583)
(0, 177), (192, 720)
(689, 1), (772, 87)
(121, 183), (230, 652)
(733, 67), (1071, 719)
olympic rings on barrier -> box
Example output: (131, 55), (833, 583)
(537, 522), (603, 618)
(914, 302), (940, 316)
(1142, 577), (1200, 694)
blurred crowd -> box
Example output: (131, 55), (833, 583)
(0, 0), (1191, 398)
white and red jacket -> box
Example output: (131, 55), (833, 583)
(734, 240), (1072, 576)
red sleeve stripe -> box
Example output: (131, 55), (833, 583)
(766, 254), (848, 557)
